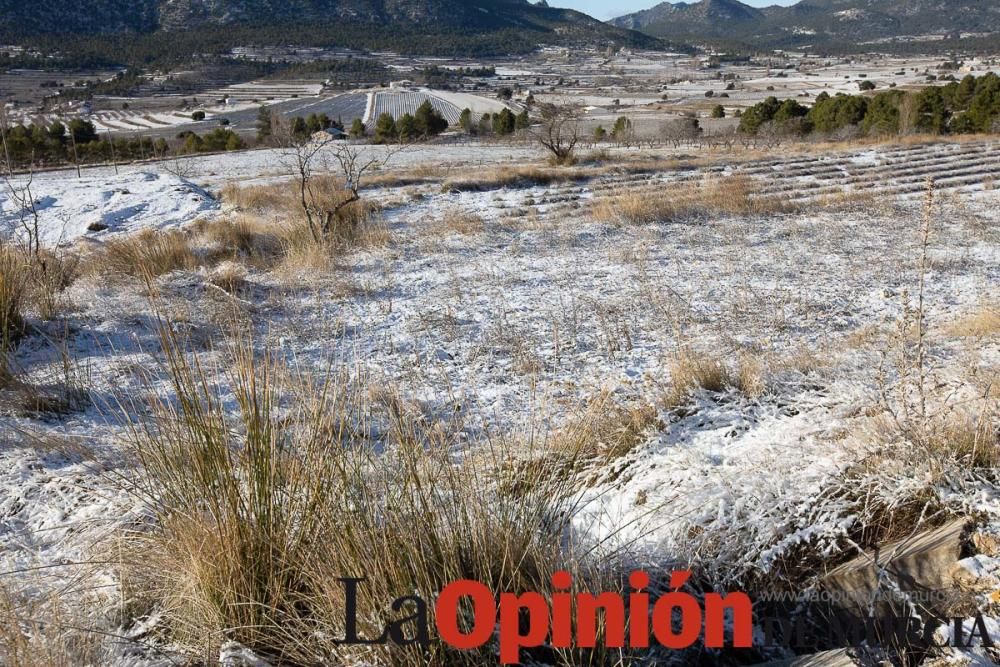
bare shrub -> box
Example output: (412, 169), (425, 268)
(532, 104), (581, 165)
(219, 176), (385, 264)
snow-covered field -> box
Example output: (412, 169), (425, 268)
(1, 139), (998, 664)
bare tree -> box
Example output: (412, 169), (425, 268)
(661, 117), (703, 149)
(532, 103), (581, 165)
(278, 124), (403, 244)
(0, 115), (43, 261)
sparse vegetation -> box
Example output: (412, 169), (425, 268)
(591, 175), (792, 224)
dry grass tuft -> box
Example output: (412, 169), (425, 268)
(198, 216), (276, 260)
(735, 353), (768, 400)
(432, 209), (486, 236)
(946, 304), (1000, 339)
(0, 587), (99, 667)
(550, 391), (661, 462)
(89, 229), (198, 278)
(661, 349), (734, 412)
(591, 175), (793, 225)
(442, 165), (575, 192)
(208, 260), (248, 294)
(119, 322), (628, 665)
(221, 181), (290, 212)
(932, 409), (999, 469)
(0, 243), (29, 370)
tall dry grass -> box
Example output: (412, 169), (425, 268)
(591, 175), (793, 226)
(220, 177), (386, 273)
(441, 166), (576, 192)
(0, 587), (99, 667)
(0, 243), (28, 372)
(119, 320), (632, 666)
(88, 229), (198, 278)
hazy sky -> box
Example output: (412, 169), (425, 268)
(548, 0), (798, 20)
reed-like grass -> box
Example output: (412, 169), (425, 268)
(120, 319), (634, 665)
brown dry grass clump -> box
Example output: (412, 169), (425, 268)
(0, 243), (28, 364)
(660, 349), (734, 411)
(591, 175), (794, 225)
(0, 588), (99, 667)
(220, 181), (289, 212)
(946, 304), (1000, 339)
(222, 175), (374, 219)
(441, 165), (579, 192)
(87, 229), (198, 278)
(432, 209), (486, 236)
(119, 323), (632, 666)
(550, 391), (661, 462)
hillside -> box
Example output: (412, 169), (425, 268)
(612, 0), (764, 38)
(0, 0), (662, 57)
(611, 0), (1000, 51)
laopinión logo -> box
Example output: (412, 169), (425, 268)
(332, 570), (752, 664)
(329, 572), (995, 664)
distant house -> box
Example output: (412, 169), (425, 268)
(313, 127), (348, 142)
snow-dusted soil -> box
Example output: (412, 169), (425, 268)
(1, 139), (998, 663)
(0, 171), (217, 247)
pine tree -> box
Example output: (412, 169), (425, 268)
(515, 110), (530, 131)
(492, 108), (516, 136)
(459, 108), (473, 133)
(350, 118), (365, 138)
(414, 100), (448, 137)
(373, 113), (397, 144)
(397, 113), (416, 141)
(256, 106), (272, 142)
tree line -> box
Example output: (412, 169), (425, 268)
(738, 74), (1000, 138)
(0, 116), (246, 170)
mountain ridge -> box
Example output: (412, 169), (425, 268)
(610, 0), (1000, 50)
(0, 0), (662, 52)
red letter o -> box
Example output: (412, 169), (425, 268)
(436, 580), (497, 649)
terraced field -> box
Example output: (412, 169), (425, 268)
(367, 91), (462, 127)
(365, 89), (512, 127)
(458, 140), (1000, 224)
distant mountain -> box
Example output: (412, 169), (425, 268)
(0, 0), (663, 54)
(612, 0), (764, 38)
(611, 0), (1000, 50)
